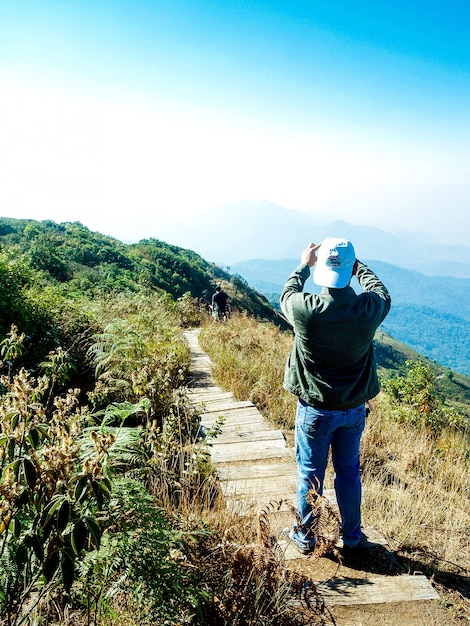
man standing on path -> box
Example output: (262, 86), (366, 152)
(280, 238), (391, 555)
(211, 285), (230, 321)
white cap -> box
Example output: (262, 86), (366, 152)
(313, 238), (356, 288)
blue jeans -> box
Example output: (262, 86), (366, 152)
(295, 399), (366, 548)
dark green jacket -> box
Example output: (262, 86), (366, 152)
(280, 261), (391, 409)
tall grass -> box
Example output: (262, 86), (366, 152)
(361, 400), (469, 571)
(199, 314), (297, 431)
(199, 314), (470, 584)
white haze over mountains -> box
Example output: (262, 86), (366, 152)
(156, 200), (470, 278)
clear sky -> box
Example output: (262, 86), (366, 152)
(1, 0), (469, 245)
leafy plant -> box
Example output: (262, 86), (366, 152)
(383, 360), (468, 433)
(0, 325), (25, 380)
(176, 291), (206, 328)
(86, 302), (191, 422)
(76, 477), (207, 625)
(0, 342), (112, 625)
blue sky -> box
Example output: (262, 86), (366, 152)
(1, 0), (469, 245)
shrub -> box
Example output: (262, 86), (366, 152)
(0, 363), (112, 625)
(86, 295), (191, 420)
(75, 477), (207, 625)
(383, 360), (468, 433)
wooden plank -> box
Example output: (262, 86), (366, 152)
(188, 366), (212, 374)
(317, 575), (439, 606)
(200, 400), (255, 412)
(202, 413), (265, 425)
(201, 419), (269, 434)
(188, 383), (226, 389)
(203, 416), (267, 429)
(222, 490), (296, 505)
(189, 385), (229, 393)
(191, 392), (242, 401)
(211, 445), (292, 463)
(206, 430), (285, 445)
(202, 414), (267, 426)
(217, 462), (297, 481)
(221, 477), (296, 497)
(201, 407), (262, 419)
(190, 355), (212, 363)
(210, 437), (287, 452)
(188, 391), (234, 401)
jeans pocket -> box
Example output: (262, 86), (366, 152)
(299, 407), (332, 438)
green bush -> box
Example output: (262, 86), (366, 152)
(383, 360), (468, 433)
(86, 295), (191, 419)
(76, 477), (207, 625)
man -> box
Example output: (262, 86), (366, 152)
(211, 286), (230, 321)
(280, 238), (391, 555)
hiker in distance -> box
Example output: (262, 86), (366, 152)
(211, 285), (230, 322)
(280, 238), (391, 556)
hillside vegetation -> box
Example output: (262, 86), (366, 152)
(0, 217), (468, 625)
(0, 218), (285, 338)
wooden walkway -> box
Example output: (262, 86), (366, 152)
(183, 329), (439, 608)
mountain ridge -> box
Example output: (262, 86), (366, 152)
(1, 214), (469, 386)
(156, 200), (470, 277)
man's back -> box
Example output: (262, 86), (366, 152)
(212, 290), (228, 310)
(281, 259), (391, 410)
(280, 239), (391, 556)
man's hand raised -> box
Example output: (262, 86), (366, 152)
(301, 243), (321, 267)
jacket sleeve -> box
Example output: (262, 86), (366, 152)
(280, 263), (311, 326)
(355, 261), (391, 321)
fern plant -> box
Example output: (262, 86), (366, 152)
(76, 477), (208, 625)
(86, 311), (190, 423)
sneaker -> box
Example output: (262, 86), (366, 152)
(280, 524), (316, 555)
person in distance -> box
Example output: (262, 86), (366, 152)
(211, 285), (230, 322)
(280, 238), (391, 555)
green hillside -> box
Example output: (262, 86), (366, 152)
(374, 329), (470, 407)
(0, 217), (287, 346)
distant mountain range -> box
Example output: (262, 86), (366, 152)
(161, 200), (470, 278)
(230, 257), (470, 376)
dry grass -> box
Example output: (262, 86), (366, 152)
(199, 313), (470, 612)
(199, 314), (297, 429)
(361, 398), (470, 573)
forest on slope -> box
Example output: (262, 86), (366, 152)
(0, 217), (286, 361)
